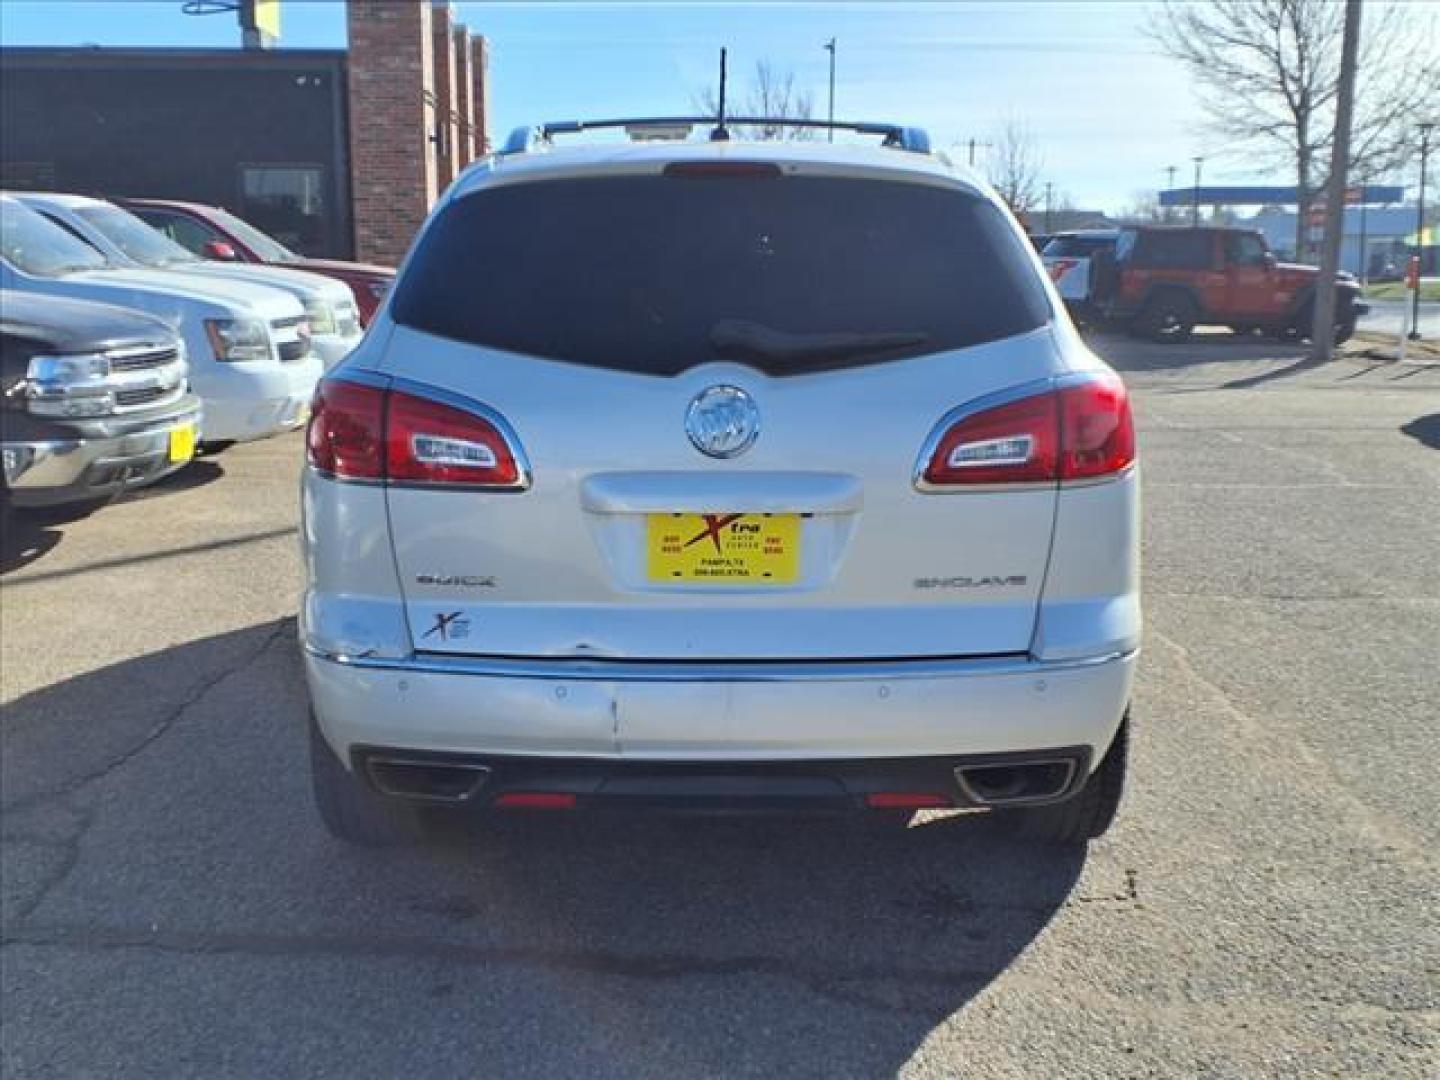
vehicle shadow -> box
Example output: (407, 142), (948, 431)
(1400, 413), (1440, 450)
(1088, 329), (1310, 375)
(0, 512), (63, 574)
(2, 623), (1090, 1076)
(0, 461), (224, 575)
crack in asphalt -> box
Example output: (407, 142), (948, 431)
(2, 619), (291, 923)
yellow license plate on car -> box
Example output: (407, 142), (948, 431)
(647, 513), (802, 584)
(168, 423), (197, 464)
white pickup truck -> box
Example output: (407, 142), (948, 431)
(1, 195), (321, 446)
(1040, 230), (1118, 316)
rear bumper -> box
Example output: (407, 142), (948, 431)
(3, 401), (203, 507)
(350, 745), (1094, 812)
(305, 647), (1136, 773)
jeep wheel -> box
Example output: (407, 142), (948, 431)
(1281, 303), (1357, 345)
(1002, 713), (1129, 846)
(1136, 294), (1196, 343)
(309, 712), (427, 846)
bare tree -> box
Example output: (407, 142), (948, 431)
(695, 60), (815, 140)
(986, 118), (1044, 216)
(1149, 0), (1440, 257)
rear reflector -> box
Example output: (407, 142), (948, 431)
(307, 378), (527, 489)
(865, 792), (952, 809)
(493, 792), (577, 810)
(920, 373), (1134, 487)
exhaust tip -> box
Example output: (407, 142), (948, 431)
(955, 759), (1077, 807)
(365, 757), (490, 803)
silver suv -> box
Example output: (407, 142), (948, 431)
(300, 119), (1139, 847)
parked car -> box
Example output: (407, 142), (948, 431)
(1, 290), (202, 521)
(301, 118), (1138, 848)
(121, 199), (394, 327)
(18, 193), (362, 370)
(1093, 226), (1366, 343)
(1041, 230), (1118, 321)
(1, 196), (320, 447)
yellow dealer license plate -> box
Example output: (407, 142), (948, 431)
(647, 513), (801, 584)
(168, 423), (197, 464)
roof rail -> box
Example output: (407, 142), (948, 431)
(499, 117), (932, 156)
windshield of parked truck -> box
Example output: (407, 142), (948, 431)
(209, 208), (297, 262)
(393, 174), (1051, 375)
(0, 199), (109, 277)
(77, 204), (199, 268)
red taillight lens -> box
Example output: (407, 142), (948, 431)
(922, 392), (1059, 486)
(307, 379), (385, 479)
(865, 792), (952, 809)
(307, 379), (524, 488)
(921, 374), (1134, 487)
(1056, 374), (1134, 480)
(386, 388), (520, 487)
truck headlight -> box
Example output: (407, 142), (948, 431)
(23, 353), (114, 417)
(204, 317), (271, 363)
(304, 299), (337, 336)
(26, 353), (109, 383)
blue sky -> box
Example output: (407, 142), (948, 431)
(0, 0), (1243, 211)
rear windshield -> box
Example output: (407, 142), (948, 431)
(1043, 235), (1116, 258)
(392, 174), (1050, 376)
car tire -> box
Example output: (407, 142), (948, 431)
(1002, 712), (1129, 846)
(1136, 293), (1196, 343)
(309, 712), (426, 846)
(1333, 319), (1357, 345)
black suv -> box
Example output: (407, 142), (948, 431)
(2, 290), (202, 521)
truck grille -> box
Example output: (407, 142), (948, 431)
(108, 344), (180, 372)
(115, 385), (182, 411)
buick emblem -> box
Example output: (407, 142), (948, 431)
(685, 385), (760, 459)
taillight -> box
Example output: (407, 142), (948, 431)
(386, 389), (521, 487)
(919, 374), (1133, 488)
(307, 379), (384, 479)
(307, 378), (527, 489)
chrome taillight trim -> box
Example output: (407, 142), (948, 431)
(310, 370), (532, 492)
(912, 371), (1130, 493)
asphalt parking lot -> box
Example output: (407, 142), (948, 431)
(2, 335), (1437, 1078)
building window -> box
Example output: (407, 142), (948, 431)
(239, 165), (326, 255)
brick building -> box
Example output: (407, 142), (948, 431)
(0, 1), (488, 265)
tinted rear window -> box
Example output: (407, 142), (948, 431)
(392, 174), (1050, 376)
(1128, 230), (1216, 270)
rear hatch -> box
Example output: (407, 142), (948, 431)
(379, 164), (1061, 661)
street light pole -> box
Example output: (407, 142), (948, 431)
(1044, 181), (1054, 233)
(1192, 157), (1204, 227)
(824, 38), (836, 143)
(1411, 121), (1434, 341)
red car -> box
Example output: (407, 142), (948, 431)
(120, 198), (394, 326)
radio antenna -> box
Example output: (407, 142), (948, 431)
(711, 47), (730, 141)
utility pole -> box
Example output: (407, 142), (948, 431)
(1044, 181), (1054, 233)
(1164, 165), (1177, 223)
(1191, 157), (1204, 227)
(823, 38), (836, 143)
(1311, 0), (1362, 364)
(1411, 121), (1434, 341)
(965, 138), (991, 167)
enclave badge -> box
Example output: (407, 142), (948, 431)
(685, 385), (760, 459)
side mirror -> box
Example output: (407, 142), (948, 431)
(202, 239), (239, 262)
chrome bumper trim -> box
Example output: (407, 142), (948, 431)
(3, 405), (203, 491)
(303, 644), (1137, 683)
